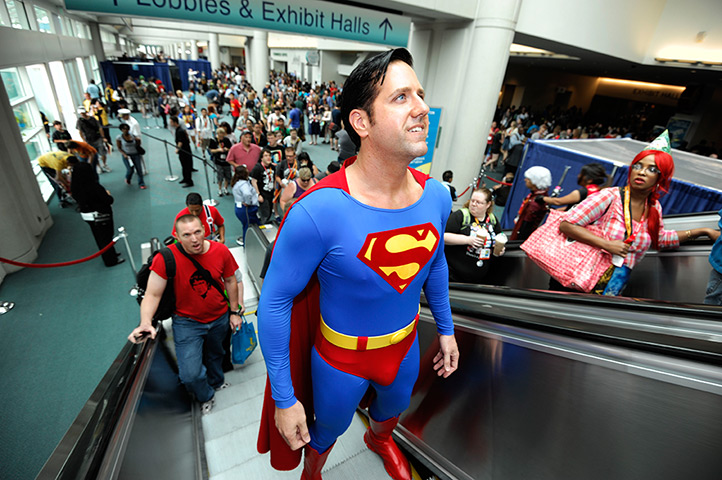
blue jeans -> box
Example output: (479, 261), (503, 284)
(172, 312), (229, 402)
(235, 205), (258, 243)
(122, 153), (145, 186)
(704, 268), (722, 305)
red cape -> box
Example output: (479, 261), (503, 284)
(256, 158), (429, 470)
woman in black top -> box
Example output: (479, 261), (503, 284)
(444, 188), (505, 283)
(70, 162), (124, 267)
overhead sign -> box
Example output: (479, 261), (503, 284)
(64, 0), (411, 47)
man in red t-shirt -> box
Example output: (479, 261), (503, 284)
(171, 192), (225, 243)
(229, 93), (242, 131)
(128, 215), (240, 414)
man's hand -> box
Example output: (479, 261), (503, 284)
(229, 313), (242, 331)
(433, 334), (459, 378)
(274, 401), (310, 450)
(128, 324), (157, 344)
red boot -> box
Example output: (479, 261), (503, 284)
(363, 416), (411, 480)
(300, 443), (334, 480)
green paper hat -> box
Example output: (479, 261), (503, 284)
(643, 129), (671, 154)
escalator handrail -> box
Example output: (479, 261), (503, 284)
(36, 335), (158, 479)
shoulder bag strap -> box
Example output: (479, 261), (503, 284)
(203, 204), (216, 234)
(175, 244), (228, 302)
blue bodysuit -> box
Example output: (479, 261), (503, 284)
(258, 162), (454, 453)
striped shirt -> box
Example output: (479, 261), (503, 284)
(565, 188), (679, 269)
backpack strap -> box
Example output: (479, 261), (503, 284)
(460, 208), (471, 230)
(160, 247), (176, 279)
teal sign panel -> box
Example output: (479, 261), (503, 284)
(410, 107), (441, 175)
(64, 0), (411, 47)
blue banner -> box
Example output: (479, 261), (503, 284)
(410, 107), (441, 175)
(64, 0), (411, 47)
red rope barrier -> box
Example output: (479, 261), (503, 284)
(482, 175), (512, 186)
(0, 240), (117, 268)
(457, 185), (472, 197)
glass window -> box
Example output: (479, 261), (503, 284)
(25, 134), (45, 159)
(53, 14), (63, 34)
(1, 68), (26, 102)
(63, 16), (74, 36)
(73, 19), (87, 38)
(120, 37), (126, 46)
(33, 6), (52, 33)
(6, 0), (30, 30)
(100, 29), (115, 44)
(13, 102), (38, 140)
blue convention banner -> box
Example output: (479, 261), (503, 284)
(410, 107), (441, 174)
(64, 0), (411, 47)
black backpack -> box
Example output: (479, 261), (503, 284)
(135, 247), (176, 320)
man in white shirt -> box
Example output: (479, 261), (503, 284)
(196, 108), (215, 156)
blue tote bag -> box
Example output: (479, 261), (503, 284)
(232, 317), (258, 364)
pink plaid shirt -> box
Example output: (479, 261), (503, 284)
(565, 188), (679, 269)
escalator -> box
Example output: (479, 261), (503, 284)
(37, 225), (722, 479)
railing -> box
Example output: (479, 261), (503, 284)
(36, 333), (158, 479)
(114, 125), (223, 206)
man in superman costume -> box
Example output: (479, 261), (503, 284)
(257, 49), (460, 480)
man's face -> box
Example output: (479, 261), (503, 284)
(54, 124), (63, 131)
(174, 218), (205, 254)
(360, 61), (430, 160)
(241, 133), (252, 146)
(187, 204), (203, 217)
(254, 123), (262, 134)
(262, 151), (272, 166)
(286, 150), (296, 163)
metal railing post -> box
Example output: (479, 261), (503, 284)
(163, 142), (179, 182)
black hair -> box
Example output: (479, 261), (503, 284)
(327, 160), (341, 174)
(119, 123), (130, 130)
(297, 152), (310, 162)
(185, 192), (202, 206)
(53, 120), (62, 126)
(442, 170), (453, 182)
(341, 48), (413, 149)
(579, 163), (608, 186)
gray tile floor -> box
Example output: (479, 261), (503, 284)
(203, 248), (393, 479)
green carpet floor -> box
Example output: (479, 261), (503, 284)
(0, 106), (338, 480)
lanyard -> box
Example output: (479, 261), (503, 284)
(621, 186), (635, 243)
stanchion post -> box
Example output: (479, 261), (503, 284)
(164, 142), (179, 182)
(116, 226), (138, 276)
(202, 158), (217, 206)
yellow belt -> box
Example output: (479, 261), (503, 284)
(319, 307), (419, 351)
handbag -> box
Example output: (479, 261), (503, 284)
(231, 316), (258, 364)
(136, 139), (146, 155)
(520, 207), (613, 292)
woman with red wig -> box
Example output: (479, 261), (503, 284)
(557, 130), (719, 296)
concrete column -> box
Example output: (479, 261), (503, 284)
(209, 33), (220, 70)
(249, 30), (269, 94)
(190, 40), (199, 60)
(183, 42), (191, 60)
(430, 0), (522, 193)
(220, 47), (231, 66)
(0, 76), (53, 284)
(89, 22), (106, 62)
